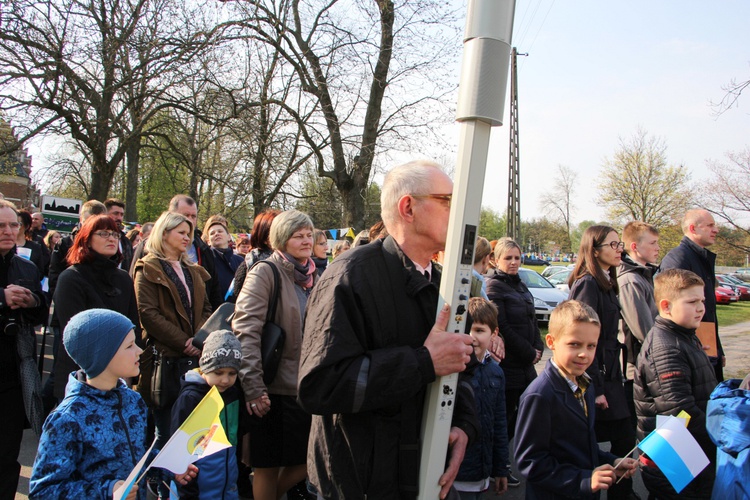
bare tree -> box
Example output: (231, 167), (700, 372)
(227, 0), (460, 229)
(701, 148), (750, 253)
(539, 165), (576, 252)
(0, 0), (223, 209)
(711, 76), (750, 116)
(598, 129), (693, 227)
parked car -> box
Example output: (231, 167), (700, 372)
(517, 268), (569, 323)
(546, 269), (572, 294)
(541, 266), (568, 278)
(734, 268), (750, 282)
(715, 286), (739, 305)
(717, 274), (750, 301)
(521, 255), (550, 267)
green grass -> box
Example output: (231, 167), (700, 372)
(524, 264), (550, 274)
(717, 301), (750, 326)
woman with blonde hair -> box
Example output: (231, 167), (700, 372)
(133, 211), (212, 459)
(486, 237), (543, 452)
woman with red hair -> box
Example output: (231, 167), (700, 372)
(51, 215), (140, 400)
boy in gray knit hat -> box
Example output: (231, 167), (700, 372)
(171, 330), (243, 498)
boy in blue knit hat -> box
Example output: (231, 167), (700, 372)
(30, 309), (197, 500)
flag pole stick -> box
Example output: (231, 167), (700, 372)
(613, 416), (675, 484)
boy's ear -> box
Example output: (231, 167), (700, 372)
(545, 333), (555, 350)
(659, 298), (671, 314)
(492, 328), (499, 336)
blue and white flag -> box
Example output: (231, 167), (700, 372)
(638, 415), (710, 493)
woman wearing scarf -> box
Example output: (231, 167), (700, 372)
(232, 210), (318, 500)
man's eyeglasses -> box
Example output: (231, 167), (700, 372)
(411, 194), (452, 205)
(93, 231), (120, 239)
(597, 241), (625, 250)
(0, 222), (21, 230)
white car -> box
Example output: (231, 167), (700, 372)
(546, 269), (572, 294)
(518, 268), (570, 323)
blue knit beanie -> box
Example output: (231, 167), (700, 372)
(63, 309), (136, 379)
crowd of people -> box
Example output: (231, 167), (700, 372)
(0, 160), (747, 500)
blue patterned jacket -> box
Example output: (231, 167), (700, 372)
(30, 374), (147, 499)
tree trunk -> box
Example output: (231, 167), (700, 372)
(125, 138), (141, 220)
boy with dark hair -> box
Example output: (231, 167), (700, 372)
(515, 300), (637, 498)
(634, 268), (717, 499)
(172, 329), (243, 499)
(454, 298), (510, 498)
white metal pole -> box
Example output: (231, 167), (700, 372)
(417, 1), (516, 498)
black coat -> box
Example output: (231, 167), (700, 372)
(0, 249), (48, 391)
(298, 236), (479, 500)
(569, 274), (629, 421)
(118, 231), (133, 273)
(208, 246), (243, 301)
(633, 316), (717, 496)
(659, 236), (722, 359)
(52, 255), (140, 399)
(485, 270), (543, 390)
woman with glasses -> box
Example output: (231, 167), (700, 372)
(52, 215), (140, 401)
(568, 225), (636, 500)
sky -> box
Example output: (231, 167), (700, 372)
(465, 0), (750, 225)
(24, 0), (749, 229)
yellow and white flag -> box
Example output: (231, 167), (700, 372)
(149, 386), (231, 474)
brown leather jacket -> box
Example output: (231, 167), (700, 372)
(133, 254), (212, 357)
(232, 252), (317, 401)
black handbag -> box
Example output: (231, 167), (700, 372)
(251, 260), (286, 385)
(149, 346), (198, 409)
(192, 302), (236, 349)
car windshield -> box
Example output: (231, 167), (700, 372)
(519, 269), (554, 289)
(548, 270), (571, 285)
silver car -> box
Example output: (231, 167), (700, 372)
(518, 268), (570, 323)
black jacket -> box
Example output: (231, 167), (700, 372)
(659, 236), (722, 359)
(48, 228), (79, 303)
(118, 231), (133, 273)
(130, 230), (222, 310)
(0, 249), (47, 391)
(298, 236), (479, 500)
(569, 274), (629, 421)
(208, 246), (243, 302)
(485, 270), (543, 390)
(52, 255), (140, 399)
(633, 316), (717, 495)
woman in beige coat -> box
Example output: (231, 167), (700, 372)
(233, 210), (318, 500)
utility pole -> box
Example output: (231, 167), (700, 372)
(506, 47), (526, 241)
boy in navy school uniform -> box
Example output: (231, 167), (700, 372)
(454, 298), (510, 499)
(514, 300), (637, 499)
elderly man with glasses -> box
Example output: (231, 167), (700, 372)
(299, 160), (478, 500)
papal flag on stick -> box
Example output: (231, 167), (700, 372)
(638, 415), (710, 493)
(149, 385), (231, 474)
